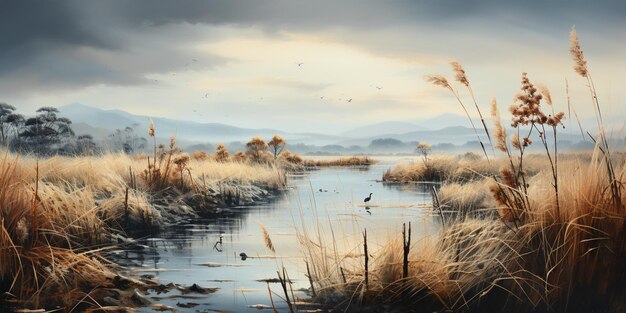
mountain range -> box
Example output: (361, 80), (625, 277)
(58, 103), (594, 150)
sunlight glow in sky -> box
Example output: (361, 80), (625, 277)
(2, 1), (625, 133)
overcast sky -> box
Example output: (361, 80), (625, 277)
(2, 1), (625, 134)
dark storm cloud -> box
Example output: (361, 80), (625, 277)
(1, 0), (625, 93)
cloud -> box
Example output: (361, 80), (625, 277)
(2, 1), (625, 93)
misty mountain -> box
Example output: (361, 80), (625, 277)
(342, 121), (427, 138)
(59, 103), (341, 145)
(58, 103), (595, 153)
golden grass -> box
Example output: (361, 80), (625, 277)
(384, 154), (514, 183)
(437, 178), (496, 219)
(301, 29), (626, 312)
(0, 150), (287, 310)
(0, 153), (117, 310)
(301, 156), (626, 312)
(302, 156), (377, 167)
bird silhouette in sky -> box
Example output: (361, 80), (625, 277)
(295, 62), (304, 66)
(347, 98), (353, 102)
(375, 86), (383, 90)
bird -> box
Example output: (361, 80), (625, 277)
(375, 86), (383, 90)
(295, 62), (304, 66)
(239, 252), (248, 261)
(347, 98), (353, 103)
(320, 96), (324, 99)
(364, 193), (372, 203)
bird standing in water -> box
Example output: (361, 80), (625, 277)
(364, 193), (373, 203)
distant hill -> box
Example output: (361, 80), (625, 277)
(57, 103), (593, 152)
(58, 103), (342, 146)
(342, 121), (427, 138)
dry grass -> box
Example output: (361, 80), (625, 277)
(302, 156), (626, 312)
(302, 156), (377, 167)
(0, 150), (287, 310)
(437, 178), (496, 219)
(302, 29), (626, 312)
(0, 153), (117, 310)
(384, 154), (547, 183)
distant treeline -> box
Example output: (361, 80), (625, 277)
(1, 103), (148, 156)
(188, 137), (600, 156)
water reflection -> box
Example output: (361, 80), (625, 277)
(117, 158), (440, 312)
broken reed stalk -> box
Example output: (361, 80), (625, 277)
(277, 268), (294, 313)
(363, 229), (369, 291)
(31, 160), (40, 242)
(340, 267), (347, 284)
(306, 261), (316, 297)
(267, 282), (279, 313)
(286, 269), (298, 312)
(431, 185), (445, 228)
(402, 222), (411, 279)
(128, 166), (136, 189)
(124, 187), (129, 227)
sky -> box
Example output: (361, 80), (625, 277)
(2, 1), (626, 134)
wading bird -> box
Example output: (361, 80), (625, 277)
(364, 193), (372, 203)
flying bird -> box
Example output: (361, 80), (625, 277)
(295, 62), (304, 67)
(364, 193), (373, 203)
(347, 98), (353, 102)
(320, 96), (324, 99)
(375, 86), (383, 90)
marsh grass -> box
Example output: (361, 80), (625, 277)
(300, 28), (626, 312)
(302, 156), (377, 167)
(0, 143), (287, 310)
(384, 154), (547, 183)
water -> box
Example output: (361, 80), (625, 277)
(119, 157), (441, 312)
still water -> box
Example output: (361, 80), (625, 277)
(120, 157), (441, 312)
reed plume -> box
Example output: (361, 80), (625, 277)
(450, 61), (469, 86)
(259, 224), (276, 253)
(569, 27), (588, 77)
(490, 98), (507, 153)
(425, 75), (451, 90)
(148, 118), (155, 137)
(536, 83), (553, 106)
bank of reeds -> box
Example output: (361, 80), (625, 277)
(302, 28), (626, 312)
(303, 156), (377, 167)
(383, 154), (548, 183)
(0, 144), (287, 310)
(0, 153), (118, 310)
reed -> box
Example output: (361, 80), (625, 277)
(0, 144), (287, 310)
(302, 156), (377, 167)
(301, 28), (626, 312)
(259, 224), (276, 254)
